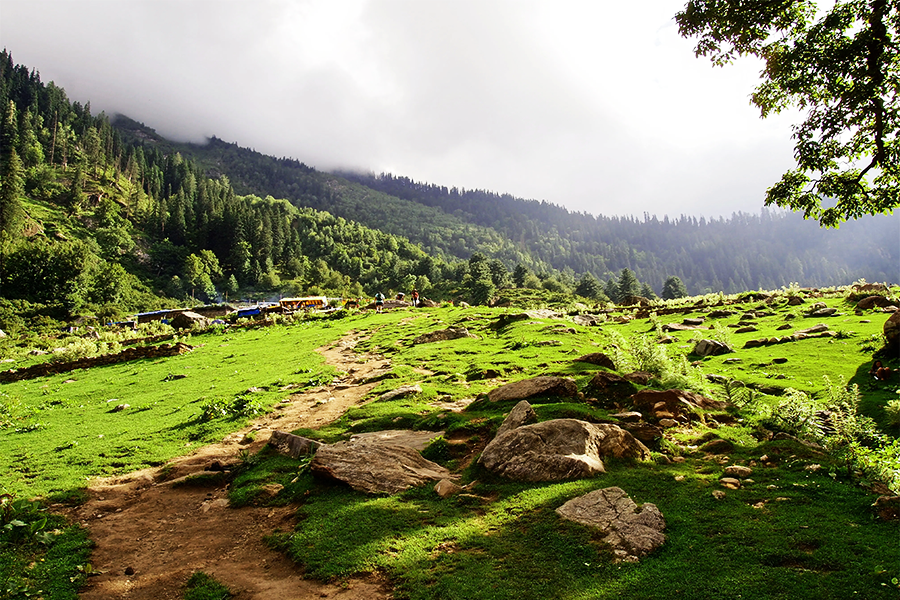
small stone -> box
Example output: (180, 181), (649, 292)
(124, 567), (135, 576)
(712, 490), (727, 500)
(674, 475), (685, 482)
(658, 418), (678, 428)
(720, 477), (741, 489)
(434, 479), (462, 499)
(723, 465), (753, 479)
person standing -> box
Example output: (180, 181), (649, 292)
(374, 291), (385, 313)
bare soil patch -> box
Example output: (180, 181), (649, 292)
(68, 332), (394, 599)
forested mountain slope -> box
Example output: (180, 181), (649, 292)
(114, 115), (898, 294)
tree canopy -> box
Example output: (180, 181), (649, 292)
(676, 0), (899, 227)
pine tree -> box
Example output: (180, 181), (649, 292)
(0, 148), (25, 240)
(617, 268), (641, 300)
(662, 276), (688, 300)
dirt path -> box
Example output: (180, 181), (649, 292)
(70, 332), (394, 600)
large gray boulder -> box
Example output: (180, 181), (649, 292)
(486, 376), (578, 403)
(479, 419), (650, 482)
(556, 486), (666, 562)
(310, 437), (452, 494)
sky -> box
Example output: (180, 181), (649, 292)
(1, 0), (802, 218)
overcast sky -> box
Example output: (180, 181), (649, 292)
(2, 0), (802, 218)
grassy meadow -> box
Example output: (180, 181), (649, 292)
(1, 287), (899, 599)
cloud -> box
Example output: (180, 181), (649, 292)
(1, 0), (799, 218)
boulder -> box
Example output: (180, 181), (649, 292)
(619, 296), (651, 307)
(584, 371), (639, 407)
(379, 384), (423, 402)
(494, 400), (538, 438)
(857, 295), (895, 310)
(310, 438), (452, 494)
(349, 429), (444, 451)
(572, 314), (605, 327)
(170, 311), (210, 330)
(574, 352), (616, 370)
(796, 324), (829, 335)
(629, 389), (725, 420)
(872, 495), (899, 521)
(478, 419), (650, 482)
(623, 371), (652, 385)
(413, 327), (477, 344)
(806, 307), (837, 317)
(486, 376), (578, 403)
(269, 431), (323, 458)
(692, 339), (733, 357)
(786, 296), (805, 306)
(556, 486), (666, 562)
(884, 311), (900, 355)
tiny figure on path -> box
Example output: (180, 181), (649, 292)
(374, 292), (385, 313)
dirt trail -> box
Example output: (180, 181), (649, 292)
(70, 332), (394, 600)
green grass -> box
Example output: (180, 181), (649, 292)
(2, 290), (899, 600)
(0, 316), (357, 499)
(183, 571), (233, 600)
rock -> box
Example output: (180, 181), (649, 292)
(692, 339), (733, 357)
(111, 404), (130, 412)
(611, 411), (644, 422)
(494, 400), (538, 438)
(786, 296), (805, 306)
(629, 389), (725, 420)
(619, 295), (651, 307)
(776, 323), (792, 330)
(699, 438), (734, 454)
(857, 295), (895, 310)
(555, 487), (666, 562)
(479, 419), (650, 482)
(707, 310), (737, 318)
(434, 479), (462, 499)
(619, 422), (664, 444)
(379, 384), (423, 402)
(310, 439), (453, 495)
(663, 322), (705, 332)
(623, 371), (652, 385)
(413, 327), (477, 344)
(486, 376), (578, 403)
(743, 339), (766, 349)
(350, 429), (445, 451)
(574, 352), (616, 370)
(572, 314), (605, 327)
(806, 307), (837, 317)
(170, 311), (210, 330)
(261, 483), (284, 497)
(872, 495), (899, 521)
(584, 371), (639, 407)
(735, 326), (758, 334)
(719, 477), (742, 490)
(885, 311), (900, 355)
(658, 418), (678, 428)
(712, 490), (727, 500)
(269, 431), (323, 458)
(682, 317), (705, 326)
(796, 324), (829, 335)
(724, 465), (753, 479)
